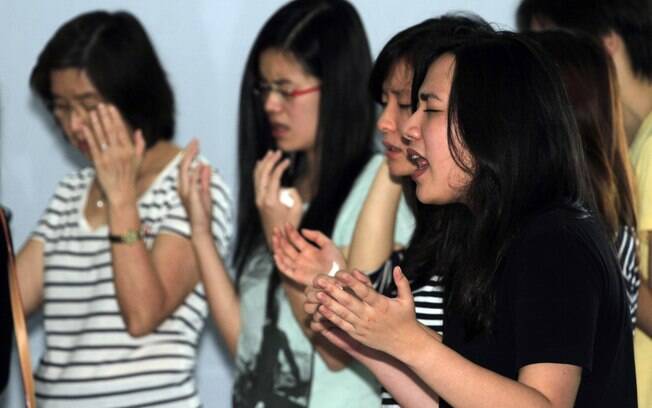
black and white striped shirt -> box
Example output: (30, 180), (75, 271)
(372, 252), (444, 408)
(615, 225), (640, 329)
(32, 153), (232, 408)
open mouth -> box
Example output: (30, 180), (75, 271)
(406, 148), (429, 170)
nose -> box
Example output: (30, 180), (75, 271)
(68, 108), (86, 134)
(401, 111), (421, 145)
(263, 91), (283, 114)
(377, 105), (397, 135)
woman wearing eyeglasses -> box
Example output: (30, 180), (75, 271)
(17, 11), (232, 407)
(178, 0), (412, 406)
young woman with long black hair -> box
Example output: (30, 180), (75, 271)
(306, 32), (636, 407)
(271, 15), (493, 407)
(527, 29), (652, 336)
(179, 1), (411, 406)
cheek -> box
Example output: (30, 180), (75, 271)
(297, 99), (319, 141)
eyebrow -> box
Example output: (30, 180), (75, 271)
(52, 92), (101, 101)
(389, 88), (410, 97)
(258, 78), (293, 86)
(419, 92), (442, 102)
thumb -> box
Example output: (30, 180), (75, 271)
(393, 266), (412, 301)
(301, 228), (331, 249)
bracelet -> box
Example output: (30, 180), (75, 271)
(108, 229), (142, 245)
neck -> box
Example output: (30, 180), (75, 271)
(618, 70), (652, 142)
(297, 148), (318, 200)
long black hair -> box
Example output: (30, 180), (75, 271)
(234, 0), (374, 281)
(30, 11), (174, 147)
(367, 14), (495, 288)
(410, 32), (593, 334)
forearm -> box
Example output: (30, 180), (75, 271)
(648, 234), (652, 288)
(637, 277), (652, 337)
(348, 160), (403, 272)
(192, 233), (241, 355)
(109, 201), (168, 335)
(16, 239), (44, 317)
(282, 279), (350, 370)
(398, 326), (563, 408)
(351, 345), (439, 407)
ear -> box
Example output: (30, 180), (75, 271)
(601, 31), (622, 56)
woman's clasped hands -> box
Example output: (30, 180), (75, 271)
(272, 223), (346, 287)
(305, 266), (425, 356)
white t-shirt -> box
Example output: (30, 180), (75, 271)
(32, 153), (232, 408)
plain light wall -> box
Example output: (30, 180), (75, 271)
(0, 0), (519, 406)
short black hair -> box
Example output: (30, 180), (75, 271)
(30, 10), (175, 147)
(516, 0), (652, 81)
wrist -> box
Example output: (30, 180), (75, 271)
(191, 229), (214, 244)
(106, 188), (138, 209)
(395, 322), (433, 365)
(109, 229), (142, 245)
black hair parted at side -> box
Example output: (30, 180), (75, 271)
(369, 13), (494, 105)
(234, 0), (374, 280)
(411, 32), (594, 335)
(516, 0), (652, 82)
(30, 10), (175, 147)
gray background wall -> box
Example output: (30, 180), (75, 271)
(0, 1), (519, 406)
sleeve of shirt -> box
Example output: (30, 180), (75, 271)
(159, 190), (191, 239)
(159, 162), (233, 260)
(635, 136), (652, 232)
(508, 224), (602, 373)
(208, 168), (233, 259)
(31, 175), (76, 243)
(368, 249), (404, 295)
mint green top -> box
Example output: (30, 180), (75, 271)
(233, 154), (414, 407)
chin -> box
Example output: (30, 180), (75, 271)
(416, 188), (452, 205)
(388, 162), (414, 179)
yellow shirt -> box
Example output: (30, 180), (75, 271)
(630, 111), (652, 407)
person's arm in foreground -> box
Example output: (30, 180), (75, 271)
(305, 269), (440, 407)
(310, 267), (581, 408)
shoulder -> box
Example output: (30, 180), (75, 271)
(502, 205), (615, 290)
(55, 168), (93, 194)
(45, 168), (93, 207)
(631, 114), (652, 166)
(198, 155), (233, 204)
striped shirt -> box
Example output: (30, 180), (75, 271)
(615, 225), (640, 329)
(32, 153), (232, 408)
(372, 251), (444, 408)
